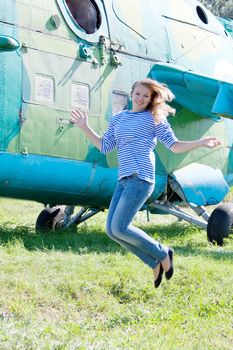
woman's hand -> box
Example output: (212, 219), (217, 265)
(70, 109), (102, 150)
(70, 109), (88, 129)
(200, 137), (223, 148)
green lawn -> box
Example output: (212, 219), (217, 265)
(0, 198), (232, 350)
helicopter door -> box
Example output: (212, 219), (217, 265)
(19, 0), (109, 164)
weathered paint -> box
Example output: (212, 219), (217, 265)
(0, 152), (167, 206)
(149, 63), (233, 119)
(172, 163), (229, 206)
(0, 1), (21, 151)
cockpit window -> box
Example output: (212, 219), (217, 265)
(65, 0), (101, 34)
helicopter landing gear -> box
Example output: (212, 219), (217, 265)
(35, 205), (103, 232)
(149, 201), (233, 246)
(207, 203), (233, 245)
(35, 205), (65, 232)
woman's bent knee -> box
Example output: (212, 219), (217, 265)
(106, 222), (123, 240)
(106, 223), (115, 240)
(110, 224), (125, 240)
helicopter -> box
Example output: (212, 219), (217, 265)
(1, 0), (233, 245)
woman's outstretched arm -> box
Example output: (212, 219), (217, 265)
(170, 137), (222, 154)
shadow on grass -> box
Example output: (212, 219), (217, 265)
(0, 221), (232, 261)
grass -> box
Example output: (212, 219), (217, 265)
(0, 198), (232, 350)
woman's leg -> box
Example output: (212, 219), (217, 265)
(107, 176), (169, 269)
(106, 180), (160, 268)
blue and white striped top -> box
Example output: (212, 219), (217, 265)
(101, 110), (178, 184)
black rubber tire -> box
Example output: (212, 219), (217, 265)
(35, 206), (64, 232)
(207, 203), (233, 245)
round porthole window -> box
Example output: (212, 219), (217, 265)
(65, 0), (101, 34)
(196, 6), (208, 25)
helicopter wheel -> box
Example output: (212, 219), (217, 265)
(35, 205), (65, 232)
(207, 203), (233, 245)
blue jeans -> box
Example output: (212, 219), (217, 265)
(106, 175), (168, 269)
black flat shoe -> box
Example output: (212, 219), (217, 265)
(165, 248), (174, 280)
(154, 264), (163, 288)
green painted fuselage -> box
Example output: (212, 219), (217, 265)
(0, 0), (233, 208)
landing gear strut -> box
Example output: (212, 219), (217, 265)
(149, 201), (233, 246)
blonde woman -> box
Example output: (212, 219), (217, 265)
(71, 78), (221, 288)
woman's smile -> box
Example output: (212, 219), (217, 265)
(131, 84), (152, 112)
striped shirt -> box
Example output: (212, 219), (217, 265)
(101, 109), (178, 184)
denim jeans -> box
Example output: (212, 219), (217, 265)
(106, 175), (168, 269)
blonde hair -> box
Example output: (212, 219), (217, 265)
(131, 78), (176, 123)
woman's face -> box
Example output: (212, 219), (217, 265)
(131, 84), (152, 112)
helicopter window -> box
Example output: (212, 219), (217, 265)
(196, 6), (208, 25)
(112, 92), (129, 115)
(34, 74), (54, 104)
(71, 82), (90, 111)
(65, 0), (101, 34)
